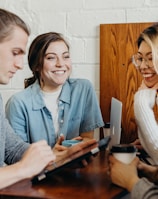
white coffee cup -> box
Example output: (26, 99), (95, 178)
(110, 144), (137, 164)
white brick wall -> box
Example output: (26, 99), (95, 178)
(1, 0), (158, 106)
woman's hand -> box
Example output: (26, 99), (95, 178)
(131, 138), (143, 150)
(53, 135), (83, 152)
(138, 161), (158, 183)
(53, 138), (97, 168)
(53, 134), (68, 151)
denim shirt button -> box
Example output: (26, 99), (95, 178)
(60, 119), (64, 123)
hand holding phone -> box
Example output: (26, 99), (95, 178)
(32, 136), (111, 183)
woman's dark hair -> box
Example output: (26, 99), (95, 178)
(25, 32), (69, 88)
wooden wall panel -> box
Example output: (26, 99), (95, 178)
(100, 23), (153, 143)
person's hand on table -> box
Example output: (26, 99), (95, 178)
(109, 155), (140, 192)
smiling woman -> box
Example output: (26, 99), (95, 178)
(41, 40), (72, 91)
(109, 23), (158, 199)
(5, 32), (104, 149)
(132, 23), (158, 165)
(132, 41), (158, 88)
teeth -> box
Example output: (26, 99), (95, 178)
(53, 71), (65, 74)
(142, 74), (153, 78)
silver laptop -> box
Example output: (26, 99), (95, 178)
(109, 97), (122, 149)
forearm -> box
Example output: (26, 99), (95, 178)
(1, 140), (55, 189)
(0, 162), (27, 189)
(81, 131), (94, 140)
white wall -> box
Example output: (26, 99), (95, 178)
(1, 0), (158, 105)
(1, 0), (158, 140)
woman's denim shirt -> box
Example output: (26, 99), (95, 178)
(5, 79), (104, 147)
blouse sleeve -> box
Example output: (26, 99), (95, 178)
(80, 80), (104, 132)
(134, 89), (158, 164)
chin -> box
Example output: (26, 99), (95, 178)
(0, 79), (10, 85)
(146, 83), (157, 88)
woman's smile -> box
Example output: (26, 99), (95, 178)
(52, 70), (66, 75)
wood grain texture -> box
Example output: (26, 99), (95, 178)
(0, 151), (124, 199)
(100, 23), (153, 143)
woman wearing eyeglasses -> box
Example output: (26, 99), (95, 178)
(108, 23), (158, 199)
(132, 23), (158, 165)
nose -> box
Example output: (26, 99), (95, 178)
(139, 59), (148, 70)
(14, 56), (24, 70)
(56, 57), (64, 67)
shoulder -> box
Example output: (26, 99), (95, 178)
(10, 88), (30, 100)
(6, 85), (35, 106)
(67, 78), (93, 88)
(134, 89), (156, 101)
(62, 79), (95, 99)
(9, 81), (40, 101)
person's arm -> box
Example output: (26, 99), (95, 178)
(79, 131), (94, 140)
(68, 131), (94, 142)
(134, 89), (158, 164)
(137, 161), (158, 184)
(79, 80), (104, 135)
(0, 140), (55, 190)
(131, 138), (143, 151)
(109, 155), (158, 199)
(131, 178), (158, 199)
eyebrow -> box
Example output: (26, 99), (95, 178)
(45, 51), (69, 56)
(13, 48), (26, 54)
(137, 52), (152, 56)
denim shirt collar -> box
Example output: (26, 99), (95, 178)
(59, 79), (73, 104)
(31, 79), (76, 110)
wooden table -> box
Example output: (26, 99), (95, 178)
(0, 150), (127, 199)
